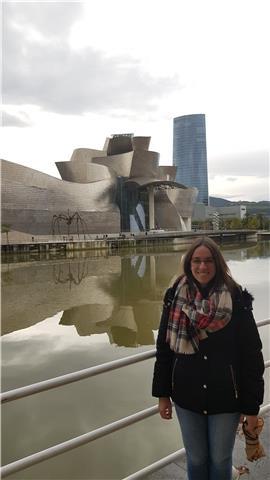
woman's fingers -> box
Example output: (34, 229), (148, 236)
(158, 398), (172, 419)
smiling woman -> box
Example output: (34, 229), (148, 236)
(152, 236), (265, 480)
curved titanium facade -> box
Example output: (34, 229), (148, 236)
(173, 114), (209, 205)
(92, 151), (134, 177)
(56, 161), (115, 183)
(1, 159), (120, 235)
(1, 133), (198, 238)
(121, 178), (197, 232)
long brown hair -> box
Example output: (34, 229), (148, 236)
(183, 236), (239, 293)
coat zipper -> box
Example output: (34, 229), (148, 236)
(229, 365), (238, 399)
(172, 358), (178, 389)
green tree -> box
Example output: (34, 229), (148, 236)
(255, 213), (269, 230)
(230, 218), (242, 230)
(247, 216), (259, 229)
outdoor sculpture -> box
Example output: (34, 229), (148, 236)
(52, 210), (87, 237)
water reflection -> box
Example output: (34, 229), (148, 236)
(53, 262), (89, 287)
(1, 257), (120, 336)
(222, 240), (270, 261)
(246, 240), (270, 258)
(1, 253), (181, 344)
(2, 242), (270, 346)
(60, 303), (159, 347)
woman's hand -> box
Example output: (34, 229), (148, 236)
(159, 397), (172, 420)
(241, 415), (259, 435)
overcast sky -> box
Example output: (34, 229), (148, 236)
(2, 0), (269, 201)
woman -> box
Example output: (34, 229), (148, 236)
(152, 237), (264, 480)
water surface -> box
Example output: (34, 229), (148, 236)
(1, 241), (269, 479)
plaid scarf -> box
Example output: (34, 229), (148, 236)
(166, 276), (232, 354)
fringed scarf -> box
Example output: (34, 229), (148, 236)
(166, 276), (232, 354)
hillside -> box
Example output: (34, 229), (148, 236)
(209, 197), (270, 217)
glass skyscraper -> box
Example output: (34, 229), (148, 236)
(173, 114), (209, 205)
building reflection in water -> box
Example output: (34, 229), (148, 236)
(1, 256), (121, 336)
(1, 253), (181, 346)
(59, 254), (180, 347)
(3, 242), (267, 346)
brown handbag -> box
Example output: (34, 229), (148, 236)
(242, 416), (265, 462)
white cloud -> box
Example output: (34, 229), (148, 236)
(208, 151), (269, 178)
(210, 175), (269, 202)
(3, 2), (180, 115)
(1, 0), (270, 201)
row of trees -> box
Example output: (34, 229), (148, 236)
(193, 214), (270, 231)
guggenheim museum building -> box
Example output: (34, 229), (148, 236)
(1, 134), (198, 237)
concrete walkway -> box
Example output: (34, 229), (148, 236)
(145, 412), (270, 480)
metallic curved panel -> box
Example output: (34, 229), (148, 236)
(158, 166), (177, 181)
(124, 178), (187, 189)
(130, 150), (160, 178)
(132, 136), (151, 151)
(154, 186), (197, 231)
(1, 159), (120, 235)
(69, 148), (106, 162)
(154, 190), (183, 230)
(107, 135), (133, 156)
(1, 160), (117, 208)
(124, 177), (196, 231)
(56, 161), (115, 183)
(93, 151), (134, 177)
(103, 137), (110, 152)
(167, 186), (198, 217)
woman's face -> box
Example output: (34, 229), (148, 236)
(190, 245), (216, 285)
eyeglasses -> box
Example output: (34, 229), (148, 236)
(191, 258), (214, 265)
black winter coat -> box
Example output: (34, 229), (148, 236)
(152, 282), (265, 415)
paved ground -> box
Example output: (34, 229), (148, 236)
(145, 412), (270, 480)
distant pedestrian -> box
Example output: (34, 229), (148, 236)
(152, 236), (264, 480)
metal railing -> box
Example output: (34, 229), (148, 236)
(1, 350), (155, 404)
(1, 405), (160, 478)
(1, 318), (269, 405)
(1, 318), (269, 479)
(123, 402), (270, 480)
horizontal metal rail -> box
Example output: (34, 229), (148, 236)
(0, 405), (159, 478)
(1, 350), (155, 404)
(122, 448), (186, 480)
(2, 319), (269, 405)
(122, 404), (270, 480)
(260, 403), (270, 415)
(2, 402), (269, 479)
(256, 319), (270, 327)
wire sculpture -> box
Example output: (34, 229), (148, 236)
(51, 210), (87, 238)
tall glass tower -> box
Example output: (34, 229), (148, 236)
(173, 114), (209, 205)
